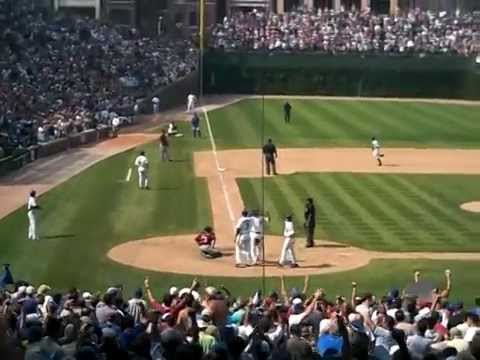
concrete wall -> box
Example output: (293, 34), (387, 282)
(54, 0), (101, 19)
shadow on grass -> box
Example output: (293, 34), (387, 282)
(43, 234), (75, 239)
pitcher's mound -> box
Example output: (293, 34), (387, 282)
(460, 202), (480, 213)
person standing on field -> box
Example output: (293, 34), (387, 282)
(304, 198), (316, 248)
(159, 129), (171, 162)
(191, 113), (201, 138)
(187, 94), (196, 112)
(152, 96), (160, 113)
(284, 101), (292, 123)
(235, 210), (252, 267)
(27, 190), (40, 240)
(249, 210), (270, 265)
(262, 138), (278, 176)
(134, 151), (149, 189)
(279, 215), (298, 267)
(371, 136), (384, 166)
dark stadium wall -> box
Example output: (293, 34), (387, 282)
(204, 52), (480, 99)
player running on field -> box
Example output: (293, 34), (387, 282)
(371, 136), (384, 166)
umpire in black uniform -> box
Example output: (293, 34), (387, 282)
(304, 198), (316, 247)
(284, 102), (292, 123)
(262, 138), (278, 176)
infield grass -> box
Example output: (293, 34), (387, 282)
(238, 173), (480, 252)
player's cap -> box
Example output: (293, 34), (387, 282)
(292, 297), (303, 306)
(38, 284), (51, 295)
(178, 288), (200, 302)
(285, 214), (293, 220)
(205, 286), (217, 296)
(106, 287), (119, 295)
(169, 286), (179, 296)
(82, 292), (93, 300)
(26, 286), (36, 295)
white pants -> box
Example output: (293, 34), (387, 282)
(28, 211), (37, 240)
(187, 101), (195, 112)
(250, 233), (263, 264)
(279, 236), (296, 265)
(235, 234), (251, 265)
(138, 170), (148, 189)
(153, 104), (159, 113)
(372, 148), (381, 159)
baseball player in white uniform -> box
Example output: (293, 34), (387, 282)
(27, 190), (40, 240)
(249, 210), (269, 265)
(235, 210), (252, 267)
(134, 151), (149, 189)
(279, 215), (298, 267)
(187, 94), (196, 112)
(371, 137), (384, 166)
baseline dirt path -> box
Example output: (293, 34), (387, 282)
(108, 147), (480, 277)
(0, 133), (158, 219)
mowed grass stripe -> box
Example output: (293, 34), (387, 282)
(313, 174), (388, 247)
(449, 105), (480, 126)
(321, 101), (372, 140)
(350, 101), (418, 138)
(421, 104), (480, 133)
(403, 103), (468, 138)
(387, 175), (472, 235)
(299, 100), (347, 140)
(210, 100), (261, 148)
(333, 174), (409, 248)
(362, 175), (454, 248)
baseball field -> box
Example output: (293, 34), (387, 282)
(1, 97), (480, 303)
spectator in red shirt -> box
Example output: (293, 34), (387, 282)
(195, 226), (222, 259)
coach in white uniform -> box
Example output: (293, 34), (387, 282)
(235, 210), (252, 267)
(27, 190), (40, 240)
(134, 151), (149, 189)
(279, 215), (298, 267)
(187, 94), (196, 112)
(371, 137), (383, 166)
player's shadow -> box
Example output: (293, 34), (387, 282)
(43, 234), (75, 239)
(149, 186), (180, 191)
(382, 163), (399, 167)
(312, 243), (349, 249)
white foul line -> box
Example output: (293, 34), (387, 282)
(202, 107), (236, 229)
(125, 168), (132, 182)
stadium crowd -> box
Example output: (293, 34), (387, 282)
(2, 267), (480, 360)
(210, 8), (480, 55)
(0, 1), (197, 149)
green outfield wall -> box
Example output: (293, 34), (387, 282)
(204, 52), (480, 99)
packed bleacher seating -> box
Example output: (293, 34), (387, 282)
(210, 8), (480, 56)
(0, 1), (197, 151)
(2, 266), (480, 360)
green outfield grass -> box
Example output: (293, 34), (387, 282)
(209, 98), (480, 149)
(1, 100), (480, 303)
(238, 173), (480, 252)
